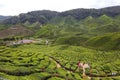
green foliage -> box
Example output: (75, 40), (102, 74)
(55, 36), (88, 45)
(24, 21), (41, 31)
(48, 77), (64, 80)
(0, 24), (11, 30)
(0, 41), (6, 46)
(0, 44), (120, 79)
(35, 24), (59, 38)
(0, 25), (5, 30)
(1, 6), (120, 80)
(97, 14), (113, 25)
(86, 32), (120, 50)
(93, 23), (120, 34)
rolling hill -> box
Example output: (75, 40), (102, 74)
(0, 6), (120, 50)
(86, 32), (120, 50)
(0, 6), (120, 80)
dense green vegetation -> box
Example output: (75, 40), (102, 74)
(32, 14), (120, 51)
(0, 44), (120, 80)
(0, 6), (120, 80)
(86, 32), (120, 50)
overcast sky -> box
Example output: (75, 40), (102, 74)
(0, 0), (120, 16)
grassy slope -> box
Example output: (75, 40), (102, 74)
(86, 32), (120, 50)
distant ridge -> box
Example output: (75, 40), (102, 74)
(0, 15), (11, 21)
(1, 10), (58, 24)
(1, 6), (120, 24)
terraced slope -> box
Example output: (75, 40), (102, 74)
(0, 25), (33, 39)
(86, 32), (120, 50)
(0, 44), (120, 80)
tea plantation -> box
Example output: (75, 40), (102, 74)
(0, 44), (120, 80)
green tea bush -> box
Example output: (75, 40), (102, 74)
(55, 36), (88, 46)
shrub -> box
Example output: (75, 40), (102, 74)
(55, 36), (88, 46)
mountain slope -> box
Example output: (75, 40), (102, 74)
(2, 10), (58, 24)
(1, 6), (120, 50)
(59, 6), (120, 20)
(2, 6), (120, 24)
(0, 15), (11, 21)
(0, 25), (33, 39)
(85, 32), (120, 50)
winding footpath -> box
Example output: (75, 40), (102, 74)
(49, 56), (120, 79)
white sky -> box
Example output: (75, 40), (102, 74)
(0, 0), (120, 16)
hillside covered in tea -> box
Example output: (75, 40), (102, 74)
(0, 6), (120, 80)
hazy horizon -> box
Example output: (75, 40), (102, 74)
(0, 0), (120, 16)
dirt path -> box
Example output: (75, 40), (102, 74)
(49, 57), (61, 68)
(49, 56), (75, 72)
(48, 56), (120, 79)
